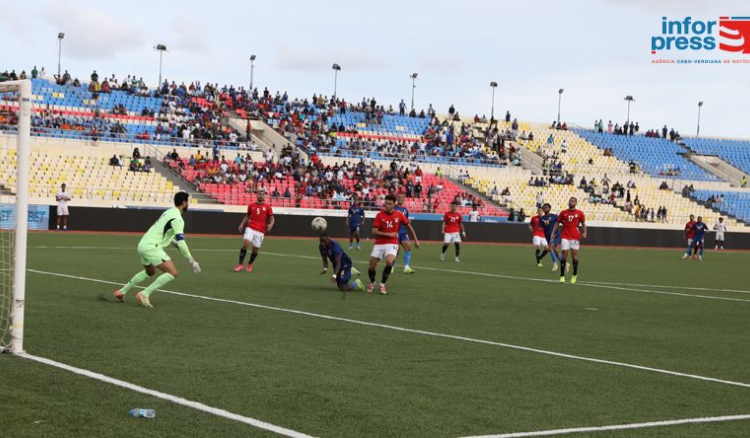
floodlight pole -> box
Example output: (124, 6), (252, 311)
(410, 73), (418, 111)
(250, 55), (256, 92)
(624, 95), (635, 125)
(155, 44), (168, 89)
(490, 81), (498, 121)
(332, 63), (341, 98)
(57, 33), (65, 79)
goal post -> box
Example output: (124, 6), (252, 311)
(0, 79), (31, 354)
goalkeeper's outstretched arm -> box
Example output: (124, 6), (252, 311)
(172, 234), (201, 274)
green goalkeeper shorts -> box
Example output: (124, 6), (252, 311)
(138, 244), (171, 267)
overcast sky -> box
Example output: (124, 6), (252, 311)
(1, 0), (748, 138)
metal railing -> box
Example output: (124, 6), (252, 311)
(0, 125), (257, 153)
(27, 184), (174, 203)
(310, 149), (510, 169)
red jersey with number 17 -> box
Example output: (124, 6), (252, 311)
(530, 216), (546, 237)
(246, 202), (273, 233)
(443, 211), (463, 233)
(557, 209), (585, 240)
(373, 210), (409, 245)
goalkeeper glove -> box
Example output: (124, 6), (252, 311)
(188, 258), (202, 275)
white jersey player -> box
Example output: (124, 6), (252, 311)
(55, 183), (71, 231)
(713, 217), (727, 250)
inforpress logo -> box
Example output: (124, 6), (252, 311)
(651, 17), (718, 52)
(651, 16), (750, 63)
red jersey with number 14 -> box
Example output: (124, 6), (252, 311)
(373, 210), (409, 245)
(246, 202), (273, 233)
(443, 211), (463, 233)
(557, 209), (585, 240)
(530, 216), (545, 237)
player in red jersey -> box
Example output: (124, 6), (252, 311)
(367, 194), (420, 294)
(235, 190), (275, 272)
(682, 214), (696, 259)
(552, 197), (586, 284)
(441, 201), (466, 262)
(529, 207), (549, 267)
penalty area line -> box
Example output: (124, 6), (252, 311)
(458, 413), (750, 437)
(27, 269), (750, 391)
(16, 352), (314, 438)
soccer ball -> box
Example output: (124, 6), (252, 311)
(311, 217), (327, 233)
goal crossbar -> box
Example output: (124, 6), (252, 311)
(0, 79), (31, 354)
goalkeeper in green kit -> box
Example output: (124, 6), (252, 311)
(114, 192), (201, 308)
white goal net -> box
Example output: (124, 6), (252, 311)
(0, 79), (31, 354)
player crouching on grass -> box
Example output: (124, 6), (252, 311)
(552, 197), (586, 284)
(319, 234), (365, 292)
(368, 194), (420, 295)
(114, 192), (201, 308)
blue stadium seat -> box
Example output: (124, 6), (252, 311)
(575, 129), (717, 181)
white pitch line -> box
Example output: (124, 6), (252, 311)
(459, 413), (750, 437)
(17, 352), (314, 438)
(28, 246), (750, 301)
(263, 251), (750, 304)
(27, 269), (750, 390)
(582, 280), (750, 295)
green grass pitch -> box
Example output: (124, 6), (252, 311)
(2, 232), (750, 437)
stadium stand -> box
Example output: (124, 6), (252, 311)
(690, 190), (750, 224)
(0, 143), (179, 206)
(574, 129), (718, 181)
(517, 123), (632, 177)
(682, 137), (750, 176)
(0, 68), (743, 227)
(0, 78), (247, 149)
(166, 152), (507, 216)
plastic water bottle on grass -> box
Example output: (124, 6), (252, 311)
(128, 409), (155, 419)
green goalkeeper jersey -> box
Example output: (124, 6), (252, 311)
(139, 207), (185, 249)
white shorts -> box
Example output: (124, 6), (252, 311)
(716, 232), (725, 241)
(443, 232), (462, 244)
(371, 244), (399, 259)
(57, 205), (69, 216)
(561, 239), (580, 251)
(686, 238), (693, 246)
(243, 228), (265, 248)
(532, 236), (548, 247)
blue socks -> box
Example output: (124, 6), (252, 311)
(685, 244), (692, 255)
(404, 250), (411, 267)
(550, 251), (558, 263)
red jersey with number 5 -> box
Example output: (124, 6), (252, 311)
(373, 210), (409, 245)
(530, 215), (545, 237)
(557, 209), (585, 240)
(443, 211), (463, 233)
(247, 202), (273, 233)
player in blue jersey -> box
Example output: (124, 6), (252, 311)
(319, 234), (364, 292)
(691, 216), (709, 261)
(541, 203), (563, 272)
(394, 193), (415, 274)
(346, 200), (366, 250)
